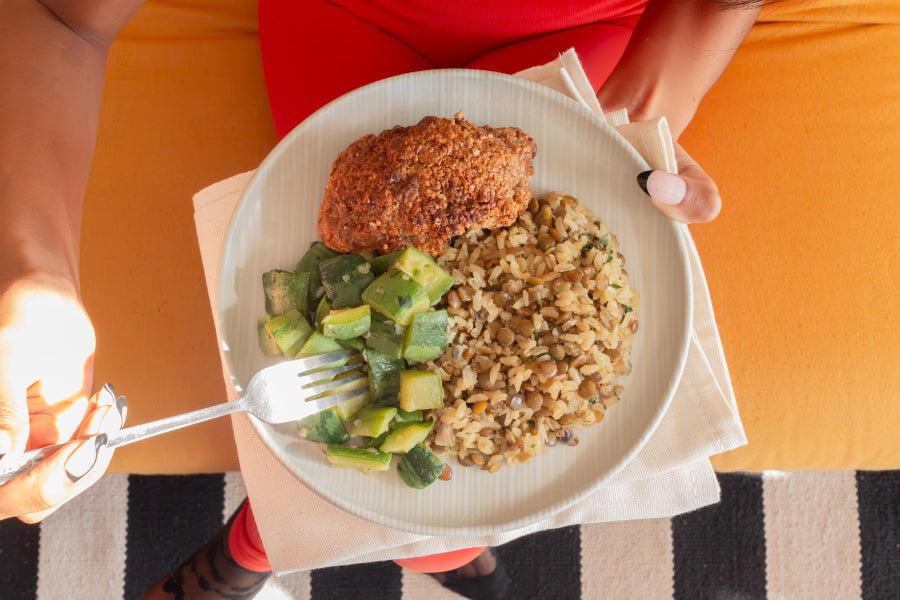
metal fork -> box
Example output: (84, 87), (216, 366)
(0, 350), (366, 485)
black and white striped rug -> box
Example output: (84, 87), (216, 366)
(1, 471), (897, 599)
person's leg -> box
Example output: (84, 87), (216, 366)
(397, 547), (510, 600)
(465, 16), (641, 92)
(394, 546), (488, 572)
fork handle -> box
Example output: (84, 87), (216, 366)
(104, 397), (250, 450)
(0, 398), (250, 486)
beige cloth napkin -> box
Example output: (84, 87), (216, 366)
(193, 49), (746, 573)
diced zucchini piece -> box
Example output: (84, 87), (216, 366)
(297, 408), (349, 444)
(321, 305), (371, 340)
(346, 405), (398, 438)
(379, 421), (434, 454)
(392, 409), (424, 425)
(402, 310), (449, 364)
(394, 248), (454, 304)
(296, 331), (349, 373)
(262, 269), (310, 317)
(337, 337), (366, 352)
(364, 348), (403, 407)
(319, 254), (375, 309)
(257, 316), (282, 356)
(295, 242), (339, 309)
(398, 370), (444, 412)
(265, 309), (315, 358)
(362, 431), (389, 449)
(323, 370), (371, 420)
(362, 268), (430, 326)
(325, 445), (391, 473)
(315, 297), (331, 332)
(296, 331), (344, 357)
(369, 249), (404, 275)
(396, 442), (445, 488)
(366, 311), (406, 359)
(334, 392), (371, 420)
(295, 241), (340, 274)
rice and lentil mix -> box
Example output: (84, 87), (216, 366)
(422, 191), (639, 473)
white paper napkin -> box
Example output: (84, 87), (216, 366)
(193, 49), (746, 573)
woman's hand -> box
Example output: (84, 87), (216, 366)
(0, 272), (124, 523)
(636, 144), (722, 224)
(595, 0), (760, 224)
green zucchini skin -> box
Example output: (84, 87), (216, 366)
(295, 242), (339, 311)
(315, 297), (331, 331)
(257, 316), (282, 356)
(369, 250), (404, 275)
(325, 445), (392, 472)
(298, 409), (349, 444)
(365, 348), (404, 407)
(337, 337), (366, 352)
(264, 309), (315, 358)
(402, 310), (449, 364)
(346, 406), (398, 438)
(379, 421), (434, 454)
(394, 247), (454, 304)
(361, 268), (430, 326)
(262, 269), (311, 317)
(319, 254), (375, 309)
(397, 443), (445, 489)
(322, 305), (372, 340)
(366, 311), (406, 359)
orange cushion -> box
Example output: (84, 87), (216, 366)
(88, 0), (274, 473)
(690, 1), (900, 471)
(89, 0), (899, 473)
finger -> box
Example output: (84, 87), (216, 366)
(26, 392), (91, 449)
(27, 414), (63, 450)
(18, 387), (122, 523)
(0, 386), (123, 522)
(0, 370), (30, 456)
(636, 147), (721, 224)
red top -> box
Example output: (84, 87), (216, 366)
(259, 0), (647, 137)
(330, 0), (647, 65)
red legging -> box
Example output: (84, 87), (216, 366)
(257, 0), (647, 573)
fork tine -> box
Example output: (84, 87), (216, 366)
(304, 371), (367, 398)
(303, 386), (368, 415)
(296, 360), (363, 388)
(292, 349), (359, 373)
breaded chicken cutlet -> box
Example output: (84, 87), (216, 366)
(317, 113), (536, 257)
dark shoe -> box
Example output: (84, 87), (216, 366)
(430, 547), (510, 600)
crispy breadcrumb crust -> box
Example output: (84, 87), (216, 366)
(317, 114), (536, 256)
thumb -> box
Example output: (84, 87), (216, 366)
(636, 145), (721, 224)
(0, 372), (29, 455)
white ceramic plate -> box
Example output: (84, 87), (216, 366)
(218, 69), (692, 537)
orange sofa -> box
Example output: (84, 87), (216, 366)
(88, 0), (899, 474)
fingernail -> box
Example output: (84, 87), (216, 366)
(65, 437), (101, 482)
(116, 395), (128, 427)
(637, 170), (686, 206)
(97, 405), (121, 432)
(637, 170), (652, 195)
(97, 383), (117, 407)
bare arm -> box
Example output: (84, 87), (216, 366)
(0, 0), (143, 522)
(597, 0), (761, 224)
(0, 0), (144, 284)
(598, 0), (761, 139)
